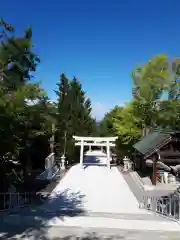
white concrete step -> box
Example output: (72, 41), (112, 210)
(39, 226), (180, 240)
(82, 211), (172, 221)
(3, 214), (180, 232)
(45, 216), (180, 231)
(1, 225), (180, 239)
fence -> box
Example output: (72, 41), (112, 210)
(0, 191), (50, 212)
(0, 152), (59, 212)
(140, 194), (180, 222)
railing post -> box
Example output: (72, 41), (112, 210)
(151, 196), (156, 212)
(140, 192), (180, 222)
(174, 198), (176, 218)
(169, 196), (172, 216)
(9, 193), (12, 209)
(178, 195), (180, 221)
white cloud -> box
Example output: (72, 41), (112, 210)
(91, 101), (125, 121)
(47, 98), (124, 121)
(91, 102), (108, 121)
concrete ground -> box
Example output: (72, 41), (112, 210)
(1, 151), (180, 239)
(46, 164), (149, 215)
(1, 225), (180, 239)
(83, 150), (109, 165)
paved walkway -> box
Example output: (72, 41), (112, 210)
(47, 164), (148, 214)
(2, 151), (180, 238)
(39, 159), (179, 231)
(83, 150), (109, 165)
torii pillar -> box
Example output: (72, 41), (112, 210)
(73, 136), (118, 169)
(106, 141), (110, 169)
(80, 140), (84, 167)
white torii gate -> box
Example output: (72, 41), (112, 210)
(73, 136), (118, 169)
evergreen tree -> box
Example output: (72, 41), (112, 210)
(0, 22), (40, 91)
(69, 77), (94, 135)
(55, 73), (71, 158)
(0, 20), (52, 192)
(55, 74), (97, 165)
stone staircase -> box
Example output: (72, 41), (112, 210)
(2, 206), (180, 227)
(1, 225), (180, 239)
(2, 194), (180, 239)
(85, 211), (171, 221)
(2, 211), (180, 239)
(2, 166), (180, 239)
(37, 226), (180, 240)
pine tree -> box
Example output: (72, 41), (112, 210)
(0, 20), (51, 193)
(55, 73), (71, 159)
(69, 77), (96, 136)
(55, 75), (97, 165)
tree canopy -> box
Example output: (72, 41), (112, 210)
(55, 73), (97, 164)
(0, 20), (55, 192)
(2, 18), (180, 193)
(99, 55), (180, 157)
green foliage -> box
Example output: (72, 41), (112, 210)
(132, 55), (170, 97)
(98, 104), (141, 157)
(100, 55), (180, 157)
(113, 103), (141, 144)
(55, 74), (97, 164)
(0, 25), (40, 91)
(131, 55), (171, 128)
(0, 20), (54, 192)
(98, 106), (121, 137)
(3, 17), (180, 193)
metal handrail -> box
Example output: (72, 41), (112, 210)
(140, 194), (180, 222)
(0, 152), (57, 212)
(0, 192), (49, 212)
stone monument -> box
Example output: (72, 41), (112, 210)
(45, 153), (55, 179)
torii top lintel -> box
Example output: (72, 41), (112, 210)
(73, 136), (117, 168)
(73, 136), (118, 142)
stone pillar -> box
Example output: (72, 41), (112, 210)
(80, 140), (84, 167)
(61, 154), (66, 170)
(164, 172), (168, 184)
(123, 156), (128, 171)
(152, 156), (158, 185)
(50, 123), (55, 154)
(160, 174), (164, 183)
(47, 154), (54, 179)
(106, 141), (110, 169)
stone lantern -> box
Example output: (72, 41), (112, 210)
(61, 154), (66, 170)
(123, 156), (132, 171)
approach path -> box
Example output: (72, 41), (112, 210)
(2, 151), (180, 239)
(47, 162), (147, 214)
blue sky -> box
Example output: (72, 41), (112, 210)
(1, 0), (180, 120)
